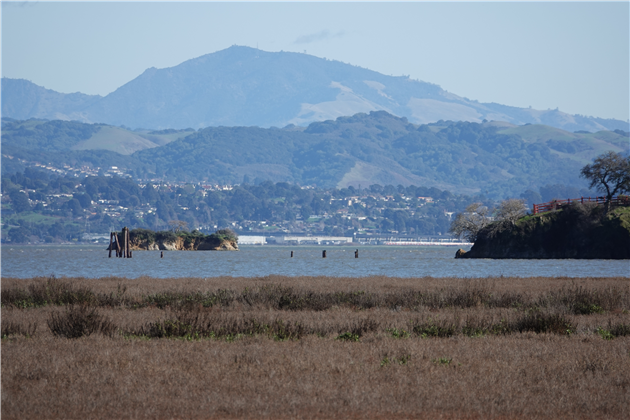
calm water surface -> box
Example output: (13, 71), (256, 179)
(1, 245), (628, 278)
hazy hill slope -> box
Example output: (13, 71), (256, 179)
(2, 46), (628, 133)
(1, 78), (101, 122)
(0, 118), (191, 156)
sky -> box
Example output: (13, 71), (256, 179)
(2, 1), (629, 122)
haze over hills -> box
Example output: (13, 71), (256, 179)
(2, 46), (628, 133)
(2, 112), (627, 199)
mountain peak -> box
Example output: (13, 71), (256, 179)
(2, 50), (628, 133)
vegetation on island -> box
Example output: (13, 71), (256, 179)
(118, 227), (238, 251)
(452, 152), (630, 259)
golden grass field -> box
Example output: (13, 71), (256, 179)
(2, 275), (629, 419)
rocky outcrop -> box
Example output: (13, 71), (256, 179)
(458, 204), (630, 259)
(118, 229), (239, 251)
(455, 249), (467, 259)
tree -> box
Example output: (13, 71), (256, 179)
(520, 189), (542, 207)
(9, 191), (31, 213)
(168, 220), (188, 233)
(449, 203), (493, 242)
(495, 199), (528, 226)
(9, 226), (30, 243)
(580, 151), (630, 212)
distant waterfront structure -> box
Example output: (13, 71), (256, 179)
(237, 236), (266, 245)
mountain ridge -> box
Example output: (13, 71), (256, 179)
(3, 112), (627, 198)
(2, 46), (628, 132)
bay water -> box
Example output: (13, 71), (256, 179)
(1, 245), (628, 279)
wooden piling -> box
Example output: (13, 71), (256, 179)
(161, 251), (164, 258)
(291, 251), (294, 258)
(125, 227), (130, 258)
(322, 250), (326, 258)
(114, 233), (121, 257)
(355, 249), (359, 258)
(108, 233), (113, 258)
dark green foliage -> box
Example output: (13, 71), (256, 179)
(0, 119), (101, 151)
(208, 228), (238, 243)
(336, 332), (360, 342)
(465, 204), (630, 259)
(597, 321), (630, 340)
(8, 190), (31, 213)
(47, 305), (116, 339)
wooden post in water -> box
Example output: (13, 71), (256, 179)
(109, 233), (113, 258)
(121, 228), (125, 258)
(322, 250), (326, 258)
(355, 249), (359, 258)
(291, 251), (294, 258)
(114, 233), (121, 257)
(125, 227), (130, 258)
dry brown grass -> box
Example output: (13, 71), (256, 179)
(2, 275), (629, 419)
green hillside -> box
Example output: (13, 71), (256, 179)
(2, 113), (628, 199)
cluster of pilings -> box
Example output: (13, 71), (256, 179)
(108, 227), (132, 258)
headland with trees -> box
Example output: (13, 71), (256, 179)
(452, 152), (630, 259)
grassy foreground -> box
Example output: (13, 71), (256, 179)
(2, 275), (629, 419)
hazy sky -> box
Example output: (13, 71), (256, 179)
(2, 1), (629, 121)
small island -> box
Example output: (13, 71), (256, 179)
(109, 228), (239, 251)
(457, 203), (629, 259)
(453, 152), (630, 260)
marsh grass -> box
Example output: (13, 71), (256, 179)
(1, 321), (37, 338)
(3, 275), (628, 314)
(2, 275), (629, 419)
(47, 304), (116, 339)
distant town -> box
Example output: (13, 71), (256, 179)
(1, 157), (481, 245)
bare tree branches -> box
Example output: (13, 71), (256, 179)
(449, 203), (493, 242)
(168, 220), (189, 233)
(450, 199), (529, 242)
(495, 199), (528, 226)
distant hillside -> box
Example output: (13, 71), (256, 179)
(2, 46), (628, 133)
(3, 112), (627, 198)
(1, 78), (101, 122)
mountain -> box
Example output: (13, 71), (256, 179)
(1, 78), (101, 123)
(3, 112), (628, 198)
(2, 46), (628, 132)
